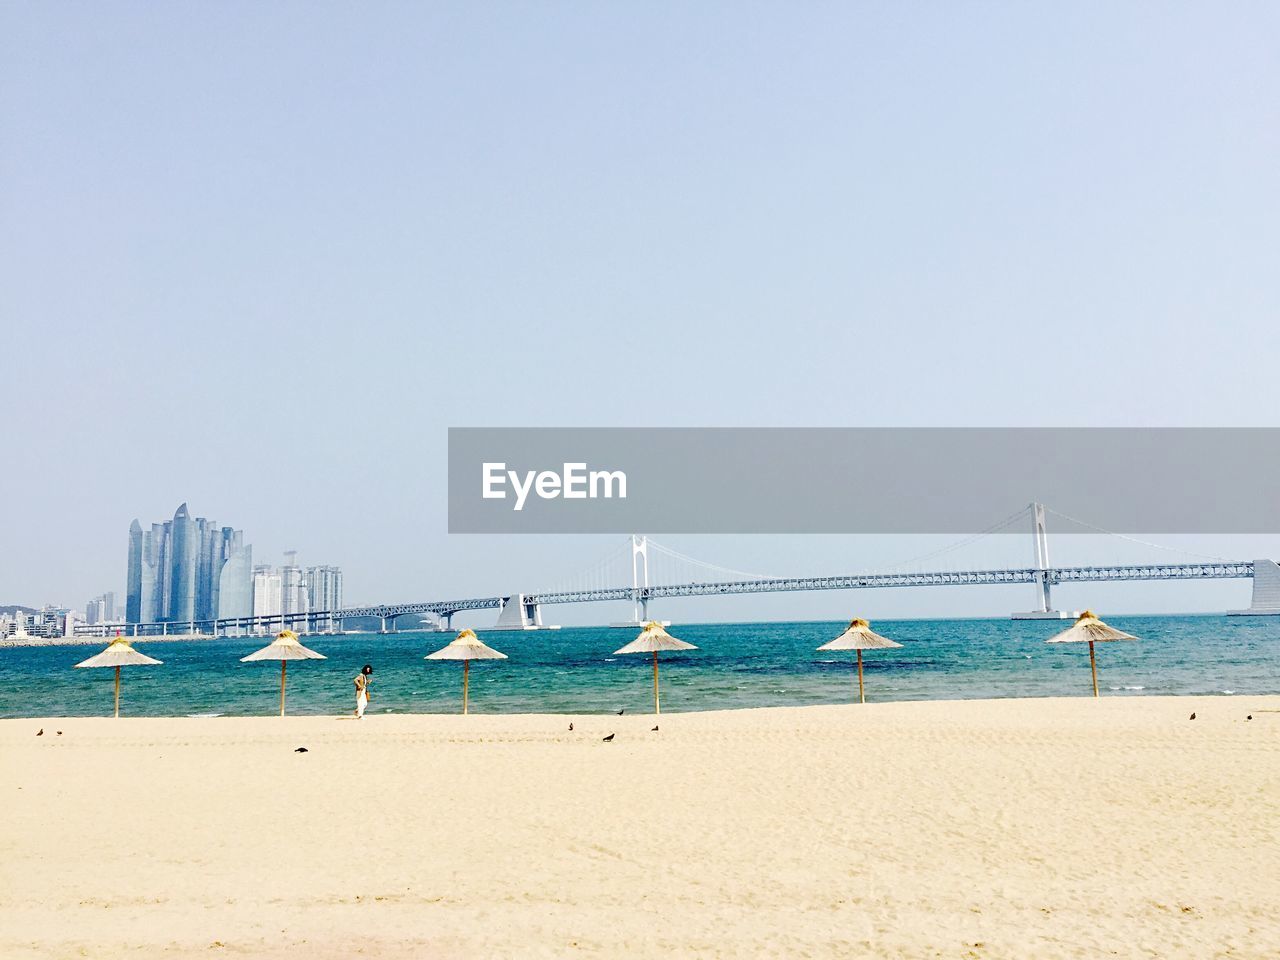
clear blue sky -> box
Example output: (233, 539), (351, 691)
(3, 3), (1278, 623)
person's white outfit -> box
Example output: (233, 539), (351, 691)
(355, 674), (370, 718)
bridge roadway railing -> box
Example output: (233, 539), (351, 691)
(211, 560), (1255, 631)
(523, 560), (1255, 605)
(336, 596), (505, 619)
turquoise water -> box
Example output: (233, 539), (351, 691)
(1, 615), (1277, 718)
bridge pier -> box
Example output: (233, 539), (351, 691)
(491, 593), (558, 630)
(1228, 559), (1280, 615)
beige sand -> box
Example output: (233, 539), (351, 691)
(2, 696), (1277, 959)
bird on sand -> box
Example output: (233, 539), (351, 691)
(602, 733), (615, 742)
(1247, 715), (1253, 721)
(568, 723), (574, 731)
(616, 709), (625, 715)
(651, 725), (659, 732)
(56, 731), (62, 736)
(1189, 712), (1196, 720)
(294, 747), (309, 753)
(36, 728), (43, 736)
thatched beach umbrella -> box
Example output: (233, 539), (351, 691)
(240, 630), (327, 716)
(1046, 610), (1139, 698)
(75, 634), (163, 718)
(817, 618), (902, 704)
(425, 629), (507, 714)
(614, 621), (697, 715)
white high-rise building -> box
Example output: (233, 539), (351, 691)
(251, 554), (342, 633)
(281, 551), (309, 619)
(306, 566), (343, 614)
(252, 565), (282, 619)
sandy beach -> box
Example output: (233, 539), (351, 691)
(2, 696), (1277, 959)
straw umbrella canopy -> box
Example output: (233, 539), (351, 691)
(75, 635), (163, 718)
(239, 630), (327, 716)
(1046, 610), (1139, 698)
(425, 629), (507, 714)
(614, 621), (697, 715)
(817, 618), (902, 704)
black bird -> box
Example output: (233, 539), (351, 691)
(56, 731), (62, 736)
(616, 709), (625, 715)
(294, 747), (309, 753)
(568, 723), (574, 731)
(602, 733), (615, 742)
(36, 728), (43, 737)
(651, 725), (659, 732)
(1189, 713), (1196, 720)
(1247, 715), (1253, 721)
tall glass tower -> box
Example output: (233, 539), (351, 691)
(125, 504), (253, 629)
(126, 520), (143, 623)
(167, 503), (197, 625)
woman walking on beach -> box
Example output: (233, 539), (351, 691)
(354, 664), (373, 718)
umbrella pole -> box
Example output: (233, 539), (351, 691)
(463, 659), (470, 715)
(114, 665), (121, 718)
(653, 650), (661, 716)
(280, 660), (287, 716)
(1089, 640), (1098, 698)
(856, 650), (865, 704)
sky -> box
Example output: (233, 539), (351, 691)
(2, 2), (1278, 625)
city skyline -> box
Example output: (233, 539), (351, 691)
(120, 502), (344, 630)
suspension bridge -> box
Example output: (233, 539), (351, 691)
(94, 502), (1280, 637)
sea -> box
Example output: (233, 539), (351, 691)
(1, 615), (1277, 719)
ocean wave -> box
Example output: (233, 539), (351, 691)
(186, 712), (222, 718)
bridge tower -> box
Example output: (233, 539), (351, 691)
(609, 535), (669, 627)
(632, 534), (650, 623)
(1012, 502), (1076, 620)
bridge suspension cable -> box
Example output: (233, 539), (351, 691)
(644, 539), (776, 585)
(1041, 506), (1233, 563)
(880, 504), (1034, 573)
(534, 538), (634, 596)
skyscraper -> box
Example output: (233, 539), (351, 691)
(306, 566), (344, 614)
(218, 534), (254, 620)
(126, 521), (143, 623)
(280, 551), (309, 621)
(167, 503), (197, 624)
(252, 565), (282, 618)
(125, 504), (252, 628)
(85, 592), (116, 625)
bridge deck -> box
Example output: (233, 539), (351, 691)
(290, 560), (1255, 624)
